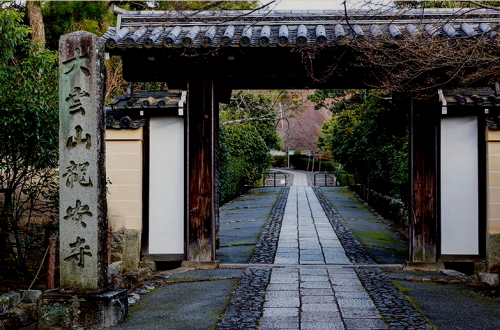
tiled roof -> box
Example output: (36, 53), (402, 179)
(106, 90), (185, 129)
(102, 6), (500, 50)
(440, 86), (500, 108)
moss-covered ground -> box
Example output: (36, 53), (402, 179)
(319, 187), (408, 264)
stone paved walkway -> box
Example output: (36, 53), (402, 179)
(259, 171), (387, 330)
(113, 170), (433, 330)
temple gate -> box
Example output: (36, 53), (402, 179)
(96, 7), (500, 271)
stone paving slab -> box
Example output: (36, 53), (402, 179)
(300, 288), (334, 295)
(337, 298), (377, 308)
(301, 303), (339, 312)
(301, 311), (343, 322)
(301, 295), (336, 304)
(336, 291), (374, 299)
(344, 318), (388, 330)
(265, 290), (299, 300)
(333, 284), (368, 292)
(301, 274), (329, 281)
(274, 257), (298, 264)
(300, 281), (333, 289)
(301, 322), (345, 330)
(263, 298), (300, 308)
(267, 283), (299, 291)
(259, 320), (299, 329)
(340, 306), (381, 318)
(261, 307), (299, 317)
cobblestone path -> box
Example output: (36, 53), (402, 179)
(218, 171), (431, 330)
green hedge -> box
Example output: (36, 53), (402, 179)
(218, 123), (271, 204)
(315, 90), (409, 200)
(287, 155), (336, 172)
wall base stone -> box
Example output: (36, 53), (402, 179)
(478, 272), (500, 287)
(474, 262), (487, 274)
(404, 262), (445, 271)
(110, 229), (141, 271)
(37, 289), (127, 330)
(111, 231), (124, 263)
(486, 233), (500, 273)
(123, 229), (141, 271)
(139, 259), (157, 273)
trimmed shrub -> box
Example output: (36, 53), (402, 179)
(218, 124), (271, 204)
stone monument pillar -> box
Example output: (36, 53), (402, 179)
(58, 31), (107, 291)
(38, 31), (127, 329)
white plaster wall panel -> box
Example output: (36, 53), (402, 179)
(149, 117), (184, 254)
(440, 116), (479, 255)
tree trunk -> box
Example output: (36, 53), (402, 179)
(0, 190), (13, 265)
(26, 1), (45, 46)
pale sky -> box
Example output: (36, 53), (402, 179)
(270, 0), (395, 10)
(271, 0), (343, 10)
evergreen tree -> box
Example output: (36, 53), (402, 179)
(0, 8), (59, 276)
(310, 90), (409, 200)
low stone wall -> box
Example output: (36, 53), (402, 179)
(0, 290), (41, 330)
(0, 260), (154, 330)
(351, 185), (409, 236)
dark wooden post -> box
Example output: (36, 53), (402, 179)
(410, 98), (439, 263)
(186, 79), (216, 262)
(45, 237), (56, 290)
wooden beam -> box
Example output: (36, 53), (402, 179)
(186, 78), (216, 262)
(119, 48), (376, 90)
(410, 97), (438, 262)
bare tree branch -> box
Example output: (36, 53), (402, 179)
(222, 117), (276, 125)
(467, 1), (500, 10)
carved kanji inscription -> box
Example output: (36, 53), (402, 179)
(59, 31), (106, 290)
(64, 236), (92, 268)
(62, 48), (90, 77)
(64, 200), (93, 228)
(62, 161), (93, 188)
(66, 87), (90, 115)
(67, 125), (91, 149)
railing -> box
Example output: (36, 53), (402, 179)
(313, 171), (349, 186)
(262, 171), (288, 187)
